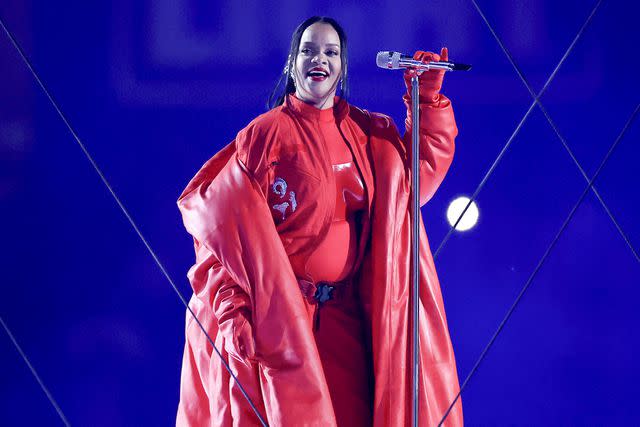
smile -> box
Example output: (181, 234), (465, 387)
(307, 67), (329, 81)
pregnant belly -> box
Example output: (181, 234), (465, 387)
(305, 216), (360, 283)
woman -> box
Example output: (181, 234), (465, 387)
(176, 16), (463, 426)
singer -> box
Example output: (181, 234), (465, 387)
(176, 16), (463, 426)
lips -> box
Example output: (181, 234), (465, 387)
(306, 67), (329, 81)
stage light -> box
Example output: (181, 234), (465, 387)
(446, 196), (479, 231)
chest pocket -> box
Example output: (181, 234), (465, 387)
(266, 160), (322, 228)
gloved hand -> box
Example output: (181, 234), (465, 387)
(214, 281), (256, 366)
(403, 47), (448, 103)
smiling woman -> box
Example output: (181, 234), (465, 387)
(269, 16), (349, 109)
(176, 15), (463, 427)
(293, 22), (342, 109)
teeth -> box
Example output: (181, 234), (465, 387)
(308, 71), (327, 77)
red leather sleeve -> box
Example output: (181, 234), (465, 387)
(402, 85), (457, 206)
(213, 279), (256, 365)
(399, 48), (457, 206)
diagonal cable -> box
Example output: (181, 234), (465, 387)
(1, 316), (71, 426)
(535, 103), (639, 262)
(0, 16), (268, 426)
(438, 103), (639, 426)
(433, 0), (604, 261)
(469, 0), (638, 263)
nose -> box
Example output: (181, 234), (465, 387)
(311, 53), (327, 64)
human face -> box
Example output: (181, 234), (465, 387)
(293, 23), (342, 110)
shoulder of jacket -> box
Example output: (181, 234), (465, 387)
(237, 107), (286, 143)
(348, 105), (396, 131)
(236, 107), (290, 167)
(369, 111), (397, 130)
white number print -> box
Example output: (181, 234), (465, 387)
(271, 177), (298, 221)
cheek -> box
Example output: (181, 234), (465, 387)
(331, 60), (342, 78)
(294, 58), (305, 78)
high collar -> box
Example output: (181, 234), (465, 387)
(285, 94), (350, 123)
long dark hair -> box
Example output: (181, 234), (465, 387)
(267, 16), (349, 109)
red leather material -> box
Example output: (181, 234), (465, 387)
(176, 88), (463, 425)
(214, 279), (255, 366)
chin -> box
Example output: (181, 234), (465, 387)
(309, 88), (335, 101)
(311, 91), (332, 101)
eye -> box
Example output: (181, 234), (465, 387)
(300, 48), (311, 54)
(326, 50), (339, 56)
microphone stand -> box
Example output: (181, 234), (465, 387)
(410, 75), (420, 427)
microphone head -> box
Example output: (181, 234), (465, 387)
(450, 62), (472, 71)
(376, 51), (402, 69)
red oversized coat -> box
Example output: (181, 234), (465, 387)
(176, 93), (463, 426)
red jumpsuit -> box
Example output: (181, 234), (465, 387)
(304, 105), (372, 426)
(177, 79), (463, 425)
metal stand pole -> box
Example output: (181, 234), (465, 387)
(411, 74), (420, 427)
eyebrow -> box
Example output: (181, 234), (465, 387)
(301, 42), (340, 48)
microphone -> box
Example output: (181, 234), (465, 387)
(376, 51), (472, 72)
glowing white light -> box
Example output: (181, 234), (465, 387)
(446, 196), (479, 231)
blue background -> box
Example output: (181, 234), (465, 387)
(1, 0), (638, 425)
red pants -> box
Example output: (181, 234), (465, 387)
(313, 282), (373, 426)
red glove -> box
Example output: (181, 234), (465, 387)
(213, 281), (256, 366)
(403, 47), (448, 103)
